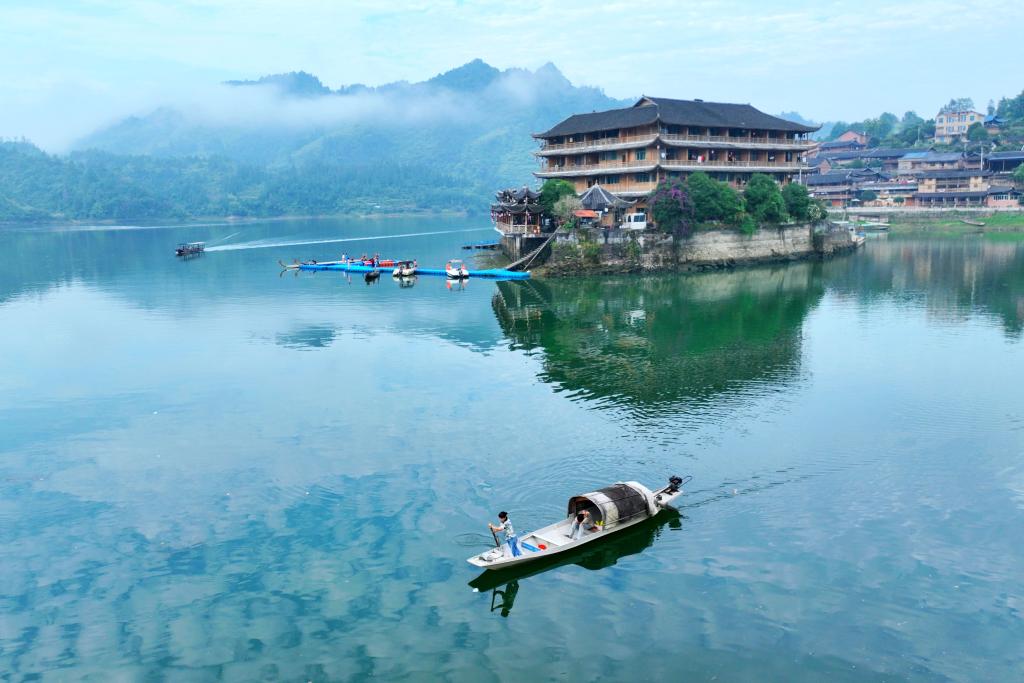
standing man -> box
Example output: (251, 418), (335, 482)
(489, 511), (521, 558)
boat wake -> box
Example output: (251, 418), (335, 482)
(205, 227), (488, 252)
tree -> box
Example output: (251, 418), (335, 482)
(1014, 164), (1024, 184)
(538, 179), (576, 216)
(686, 171), (744, 223)
(743, 174), (789, 224)
(648, 179), (693, 237)
(552, 194), (581, 225)
(967, 122), (989, 142)
(858, 189), (878, 203)
(781, 182), (812, 221)
(940, 97), (975, 114)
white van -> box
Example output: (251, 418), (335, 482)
(621, 213), (647, 231)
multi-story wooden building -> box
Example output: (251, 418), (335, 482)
(533, 96), (818, 201)
(934, 109), (985, 143)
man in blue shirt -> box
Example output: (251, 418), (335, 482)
(489, 511), (521, 558)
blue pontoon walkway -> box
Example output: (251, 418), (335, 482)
(293, 261), (530, 280)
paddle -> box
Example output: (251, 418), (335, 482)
(490, 527), (500, 548)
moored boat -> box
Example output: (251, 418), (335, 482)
(446, 259), (469, 279)
(392, 260), (417, 277)
(468, 476), (690, 570)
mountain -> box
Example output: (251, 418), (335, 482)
(2, 61), (630, 221)
(77, 60), (627, 187)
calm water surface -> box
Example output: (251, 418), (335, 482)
(1, 218), (1022, 681)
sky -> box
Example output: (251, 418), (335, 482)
(2, 0), (1023, 151)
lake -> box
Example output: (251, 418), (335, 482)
(1, 217), (1022, 681)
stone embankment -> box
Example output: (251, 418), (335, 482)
(536, 222), (856, 277)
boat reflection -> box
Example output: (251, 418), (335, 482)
(469, 512), (682, 616)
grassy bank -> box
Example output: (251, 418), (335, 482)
(887, 212), (1024, 234)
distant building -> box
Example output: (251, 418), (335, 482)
(815, 138), (866, 156)
(837, 130), (869, 145)
(986, 150), (1024, 175)
(802, 168), (887, 207)
(983, 114), (1005, 134)
(897, 151), (964, 174)
(912, 170), (1019, 207)
(934, 109), (984, 143)
(533, 96), (818, 204)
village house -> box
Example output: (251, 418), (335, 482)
(532, 96), (818, 206)
(897, 151), (965, 174)
(934, 109), (985, 143)
(802, 168), (887, 207)
(913, 170), (1019, 208)
(986, 150), (1024, 176)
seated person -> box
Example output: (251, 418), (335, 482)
(570, 510), (600, 540)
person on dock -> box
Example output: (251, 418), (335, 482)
(489, 511), (520, 558)
(570, 510), (599, 540)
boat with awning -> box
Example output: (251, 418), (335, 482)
(467, 476), (689, 570)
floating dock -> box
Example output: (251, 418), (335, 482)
(288, 261), (529, 280)
(462, 241), (500, 250)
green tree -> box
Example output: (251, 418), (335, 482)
(686, 171), (744, 224)
(858, 189), (878, 202)
(967, 122), (989, 142)
(781, 182), (812, 221)
(940, 97), (975, 114)
(648, 179), (694, 237)
(538, 179), (577, 216)
(743, 174), (789, 224)
(1013, 164), (1024, 184)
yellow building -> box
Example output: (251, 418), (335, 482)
(934, 109), (984, 143)
(533, 96), (818, 201)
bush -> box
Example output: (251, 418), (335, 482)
(781, 182), (812, 221)
(744, 174), (789, 223)
(858, 189), (878, 202)
(648, 179), (694, 237)
(738, 214), (758, 235)
(580, 240), (602, 264)
(686, 171), (744, 224)
(626, 237), (641, 261)
(553, 194), (582, 225)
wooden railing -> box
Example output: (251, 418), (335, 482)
(537, 159), (805, 174)
(538, 133), (814, 153)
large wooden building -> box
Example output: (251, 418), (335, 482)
(533, 96), (818, 200)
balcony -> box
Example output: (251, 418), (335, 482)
(535, 134), (658, 155)
(660, 134), (814, 151)
(534, 161), (658, 178)
(661, 159), (806, 172)
(536, 133), (814, 156)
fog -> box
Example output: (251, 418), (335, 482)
(1, 68), (556, 154)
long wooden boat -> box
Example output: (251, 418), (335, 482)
(467, 476), (690, 571)
(960, 219), (985, 227)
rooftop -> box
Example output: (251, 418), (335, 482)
(916, 169), (991, 179)
(537, 96), (819, 138)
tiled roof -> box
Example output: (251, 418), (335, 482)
(537, 96), (819, 138)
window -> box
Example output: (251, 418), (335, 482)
(635, 149), (646, 161)
(688, 126), (703, 136)
(937, 117), (944, 123)
(634, 173), (650, 183)
(785, 152), (794, 162)
(600, 151), (617, 161)
(749, 151), (760, 161)
(604, 174), (620, 184)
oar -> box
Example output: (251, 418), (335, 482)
(490, 528), (500, 548)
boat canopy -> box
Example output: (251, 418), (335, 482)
(566, 482), (658, 530)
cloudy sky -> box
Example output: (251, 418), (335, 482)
(3, 0), (1023, 149)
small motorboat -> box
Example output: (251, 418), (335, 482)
(392, 260), (417, 277)
(445, 259), (469, 279)
(175, 242), (205, 257)
(468, 476), (690, 571)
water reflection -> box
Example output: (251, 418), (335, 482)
(825, 236), (1024, 337)
(493, 265), (824, 414)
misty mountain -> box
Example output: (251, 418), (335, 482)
(77, 60), (627, 197)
